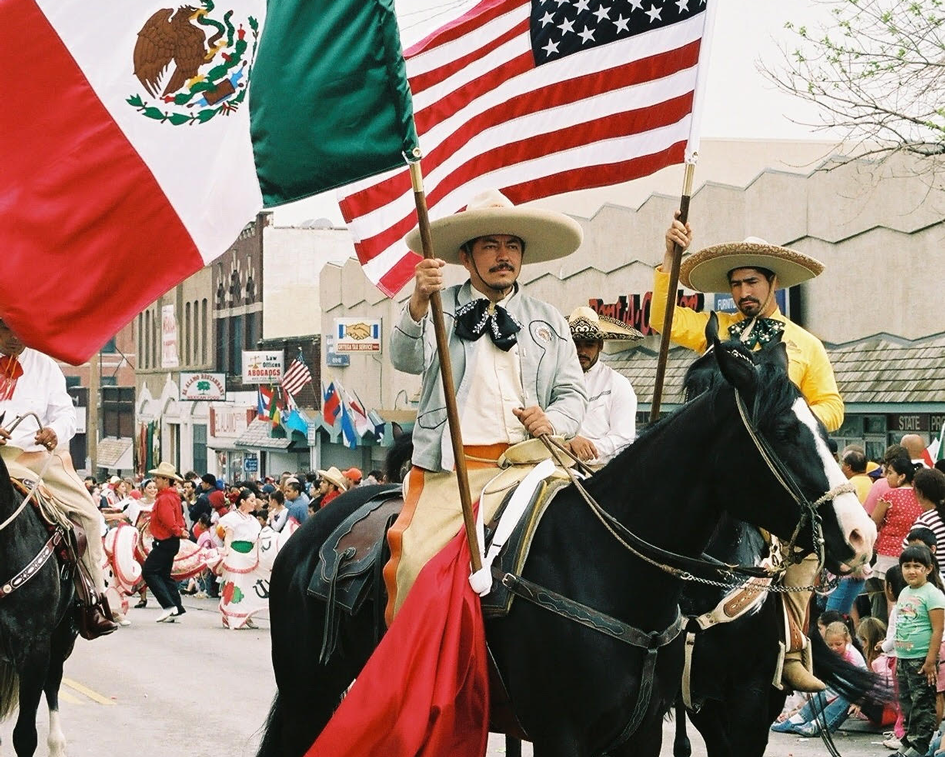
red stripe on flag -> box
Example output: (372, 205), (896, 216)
(408, 18), (530, 97)
(503, 140), (688, 201)
(374, 251), (422, 298)
(405, 0), (518, 56)
(0, 0), (202, 363)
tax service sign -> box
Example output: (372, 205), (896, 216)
(334, 317), (382, 352)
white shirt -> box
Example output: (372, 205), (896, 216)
(577, 360), (637, 465)
(0, 348), (76, 452)
(219, 509), (261, 543)
(459, 297), (528, 446)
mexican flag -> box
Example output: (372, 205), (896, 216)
(1, 0), (417, 364)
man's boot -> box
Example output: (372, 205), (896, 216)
(780, 554), (825, 692)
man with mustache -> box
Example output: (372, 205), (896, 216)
(385, 190), (587, 622)
(650, 218), (844, 693)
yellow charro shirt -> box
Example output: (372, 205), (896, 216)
(650, 266), (844, 432)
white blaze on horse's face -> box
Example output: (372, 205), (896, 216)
(791, 398), (876, 567)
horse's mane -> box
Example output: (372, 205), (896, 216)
(586, 338), (801, 498)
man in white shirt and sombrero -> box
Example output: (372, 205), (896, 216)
(384, 190), (587, 624)
(565, 307), (642, 466)
(651, 218), (845, 692)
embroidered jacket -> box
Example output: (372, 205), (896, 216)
(391, 281), (587, 472)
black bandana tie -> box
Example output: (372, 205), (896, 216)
(728, 317), (785, 349)
(454, 299), (521, 351)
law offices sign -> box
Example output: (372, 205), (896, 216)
(180, 372), (226, 401)
(242, 351), (283, 384)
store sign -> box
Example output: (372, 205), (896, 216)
(887, 414), (945, 433)
(589, 291), (706, 337)
(242, 350), (283, 384)
(180, 372), (226, 401)
(209, 406), (255, 438)
(161, 304), (179, 368)
(335, 317), (382, 352)
(244, 453), (258, 473)
(325, 334), (350, 367)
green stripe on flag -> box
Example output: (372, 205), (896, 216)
(250, 0), (419, 206)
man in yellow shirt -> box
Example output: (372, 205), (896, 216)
(651, 218), (843, 692)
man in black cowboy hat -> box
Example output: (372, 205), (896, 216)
(0, 317), (118, 638)
(651, 220), (852, 693)
(385, 189), (587, 623)
(565, 307), (642, 465)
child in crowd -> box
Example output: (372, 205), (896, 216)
(857, 616), (898, 728)
(771, 621), (867, 736)
(892, 545), (945, 757)
(880, 565), (908, 750)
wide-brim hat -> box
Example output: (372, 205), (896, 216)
(680, 237), (825, 294)
(567, 307), (643, 342)
(317, 466), (348, 491)
(404, 189), (583, 265)
(148, 461), (182, 482)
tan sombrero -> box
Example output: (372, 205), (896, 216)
(567, 306), (643, 342)
(148, 461), (182, 482)
(317, 466), (348, 491)
(404, 189), (583, 265)
(680, 237), (825, 294)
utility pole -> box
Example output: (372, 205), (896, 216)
(88, 350), (99, 474)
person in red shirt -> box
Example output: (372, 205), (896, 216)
(142, 462), (188, 623)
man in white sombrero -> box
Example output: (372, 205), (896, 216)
(384, 189), (587, 623)
(565, 307), (642, 465)
(651, 218), (844, 692)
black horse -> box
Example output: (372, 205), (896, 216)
(0, 454), (78, 757)
(670, 327), (882, 757)
(258, 328), (875, 757)
(671, 513), (881, 757)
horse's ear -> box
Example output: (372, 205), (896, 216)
(764, 340), (789, 373)
(704, 312), (720, 349)
(715, 341), (757, 395)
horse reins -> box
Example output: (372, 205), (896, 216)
(534, 387), (855, 590)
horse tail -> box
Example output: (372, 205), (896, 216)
(811, 630), (890, 707)
(0, 660), (19, 721)
(255, 692), (285, 757)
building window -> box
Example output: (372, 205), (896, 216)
(216, 317), (227, 373)
(245, 311), (258, 351)
(152, 310), (159, 368)
(65, 376), (81, 389)
(201, 299), (208, 364)
(193, 424), (208, 475)
(102, 386), (134, 438)
(185, 302), (192, 366)
(229, 316), (243, 376)
(101, 337), (117, 354)
(144, 311), (151, 369)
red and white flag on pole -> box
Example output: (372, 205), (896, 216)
(340, 0), (718, 297)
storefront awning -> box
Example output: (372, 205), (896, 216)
(235, 418), (299, 450)
(97, 437), (134, 469)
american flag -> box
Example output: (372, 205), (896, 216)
(281, 352), (314, 398)
(339, 0), (715, 296)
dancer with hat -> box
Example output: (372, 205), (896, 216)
(142, 461), (188, 623)
(384, 189), (587, 623)
(652, 218), (847, 692)
(565, 307), (642, 465)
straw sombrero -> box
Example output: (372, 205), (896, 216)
(317, 466), (348, 491)
(567, 307), (643, 342)
(148, 461), (182, 482)
(680, 237), (824, 294)
(404, 189), (583, 265)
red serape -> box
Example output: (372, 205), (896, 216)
(306, 527), (490, 757)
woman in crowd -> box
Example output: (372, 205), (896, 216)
(909, 468), (945, 557)
(872, 457), (924, 606)
(127, 478), (158, 608)
(217, 488), (264, 629)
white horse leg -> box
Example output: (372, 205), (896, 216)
(47, 706), (67, 757)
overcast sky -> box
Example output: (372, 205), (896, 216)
(274, 0), (838, 224)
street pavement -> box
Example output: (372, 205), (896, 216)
(0, 593), (894, 756)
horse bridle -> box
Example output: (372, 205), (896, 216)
(536, 388), (855, 587)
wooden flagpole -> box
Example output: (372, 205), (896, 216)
(649, 161), (696, 423)
(408, 160), (482, 572)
